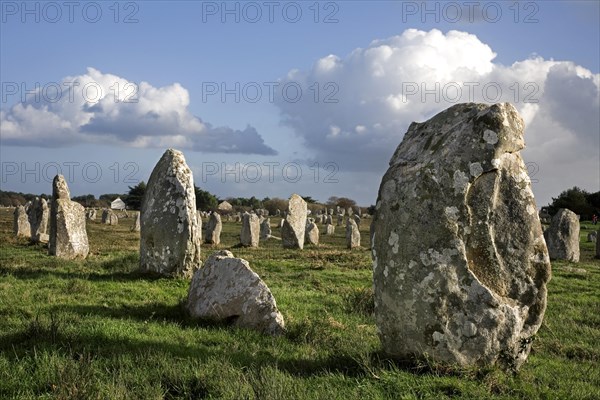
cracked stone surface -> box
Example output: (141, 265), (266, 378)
(186, 250), (285, 335)
(371, 103), (551, 370)
(140, 149), (201, 278)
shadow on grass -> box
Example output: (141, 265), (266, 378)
(0, 304), (488, 381)
(0, 254), (163, 283)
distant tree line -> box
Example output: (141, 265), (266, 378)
(546, 187), (600, 220)
(1, 187), (373, 215)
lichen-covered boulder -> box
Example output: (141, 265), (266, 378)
(131, 212), (141, 232)
(13, 205), (31, 237)
(186, 250), (285, 335)
(28, 197), (49, 243)
(544, 209), (580, 262)
(346, 218), (360, 249)
(205, 212), (222, 245)
(48, 175), (89, 259)
(305, 219), (319, 245)
(240, 213), (260, 247)
(102, 209), (118, 225)
(140, 149), (201, 277)
(260, 218), (272, 240)
(281, 194), (307, 249)
(372, 103), (551, 370)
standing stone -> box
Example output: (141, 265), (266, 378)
(102, 209), (118, 225)
(196, 211), (202, 242)
(186, 250), (285, 335)
(86, 209), (97, 220)
(131, 212), (141, 232)
(281, 194), (307, 249)
(305, 219), (320, 245)
(260, 218), (272, 240)
(346, 218), (360, 249)
(325, 215), (333, 225)
(49, 175), (89, 259)
(278, 219), (285, 229)
(337, 214), (344, 226)
(140, 149), (201, 277)
(276, 209), (281, 216)
(544, 208), (580, 262)
(586, 231), (596, 243)
(28, 197), (49, 243)
(371, 103), (551, 370)
(13, 205), (31, 237)
(353, 214), (361, 228)
(240, 213), (260, 247)
(325, 223), (335, 235)
(347, 207), (353, 216)
(205, 212), (222, 245)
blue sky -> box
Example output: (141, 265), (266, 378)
(1, 0), (599, 207)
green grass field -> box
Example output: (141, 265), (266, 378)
(0, 208), (598, 399)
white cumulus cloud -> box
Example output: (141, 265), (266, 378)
(274, 28), (600, 206)
(1, 67), (277, 155)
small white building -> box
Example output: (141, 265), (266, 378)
(217, 201), (233, 213)
(111, 197), (126, 210)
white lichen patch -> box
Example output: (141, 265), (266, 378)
(483, 129), (498, 144)
(445, 206), (459, 222)
(469, 162), (484, 177)
(453, 170), (470, 194)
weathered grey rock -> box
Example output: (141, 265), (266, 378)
(353, 214), (361, 227)
(49, 175), (89, 259)
(281, 194), (307, 249)
(325, 223), (335, 235)
(347, 207), (353, 216)
(305, 219), (319, 245)
(260, 218), (272, 240)
(586, 231), (597, 243)
(140, 149), (201, 277)
(346, 218), (360, 249)
(544, 209), (580, 262)
(278, 218), (284, 229)
(337, 214), (344, 226)
(186, 250), (285, 335)
(205, 212), (222, 245)
(240, 213), (260, 247)
(86, 209), (97, 220)
(13, 205), (31, 237)
(371, 103), (551, 370)
(28, 197), (49, 243)
(196, 211), (202, 242)
(131, 212), (141, 232)
(102, 209), (118, 225)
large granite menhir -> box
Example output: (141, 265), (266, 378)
(49, 175), (89, 259)
(140, 149), (201, 278)
(372, 103), (551, 370)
